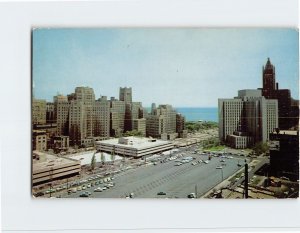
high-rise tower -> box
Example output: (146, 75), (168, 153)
(261, 58), (298, 130)
(262, 58), (276, 98)
(119, 87), (132, 104)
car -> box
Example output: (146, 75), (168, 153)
(87, 184), (91, 188)
(280, 176), (290, 181)
(94, 187), (103, 192)
(175, 163), (182, 166)
(82, 186), (86, 190)
(204, 160), (209, 164)
(102, 186), (107, 190)
(216, 166), (223, 169)
(220, 159), (226, 162)
(77, 186), (82, 191)
(157, 191), (166, 195)
(187, 193), (196, 199)
(85, 191), (92, 196)
(34, 192), (44, 197)
(79, 193), (89, 197)
(191, 162), (197, 165)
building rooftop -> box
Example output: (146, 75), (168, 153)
(271, 130), (298, 136)
(96, 136), (172, 150)
(32, 151), (79, 171)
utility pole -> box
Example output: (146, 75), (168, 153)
(195, 185), (198, 198)
(244, 159), (248, 199)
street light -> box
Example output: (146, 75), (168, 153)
(220, 167), (224, 181)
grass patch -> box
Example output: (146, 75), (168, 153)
(204, 145), (225, 151)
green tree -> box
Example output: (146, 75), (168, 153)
(123, 130), (143, 137)
(90, 153), (96, 171)
(252, 142), (269, 155)
(101, 152), (105, 165)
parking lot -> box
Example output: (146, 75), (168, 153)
(53, 146), (251, 199)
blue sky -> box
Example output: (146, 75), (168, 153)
(32, 28), (299, 107)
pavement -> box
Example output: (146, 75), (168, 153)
(59, 146), (251, 199)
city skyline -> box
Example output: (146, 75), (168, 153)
(33, 28), (299, 107)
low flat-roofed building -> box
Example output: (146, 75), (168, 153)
(32, 152), (81, 186)
(52, 135), (69, 152)
(96, 136), (173, 158)
(227, 132), (253, 149)
(32, 130), (47, 151)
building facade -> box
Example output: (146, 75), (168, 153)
(93, 96), (110, 138)
(32, 99), (46, 125)
(54, 95), (69, 136)
(119, 87), (132, 104)
(269, 130), (299, 181)
(261, 58), (299, 129)
(132, 118), (146, 136)
(110, 99), (126, 137)
(32, 130), (47, 151)
(219, 89), (278, 148)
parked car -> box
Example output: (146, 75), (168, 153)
(94, 187), (103, 192)
(187, 193), (196, 198)
(157, 191), (166, 195)
(79, 193), (89, 197)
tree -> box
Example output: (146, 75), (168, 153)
(110, 151), (115, 164)
(123, 130), (143, 137)
(252, 142), (269, 155)
(90, 153), (96, 171)
(101, 152), (105, 165)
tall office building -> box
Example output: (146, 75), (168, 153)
(69, 100), (86, 145)
(75, 87), (95, 138)
(132, 118), (146, 136)
(119, 87), (132, 104)
(124, 102), (143, 131)
(54, 95), (69, 136)
(110, 98), (125, 137)
(261, 58), (299, 129)
(32, 98), (46, 125)
(46, 102), (55, 124)
(157, 105), (177, 134)
(146, 115), (166, 138)
(146, 104), (178, 138)
(219, 89), (278, 148)
(93, 96), (110, 138)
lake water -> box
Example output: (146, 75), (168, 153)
(175, 107), (218, 122)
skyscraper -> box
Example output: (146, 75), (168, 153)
(110, 98), (125, 137)
(54, 95), (69, 136)
(219, 89), (278, 148)
(75, 87), (95, 138)
(261, 58), (298, 129)
(93, 96), (110, 138)
(119, 87), (132, 104)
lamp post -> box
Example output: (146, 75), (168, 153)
(244, 159), (248, 199)
(220, 167), (224, 181)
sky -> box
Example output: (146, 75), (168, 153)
(32, 28), (299, 107)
